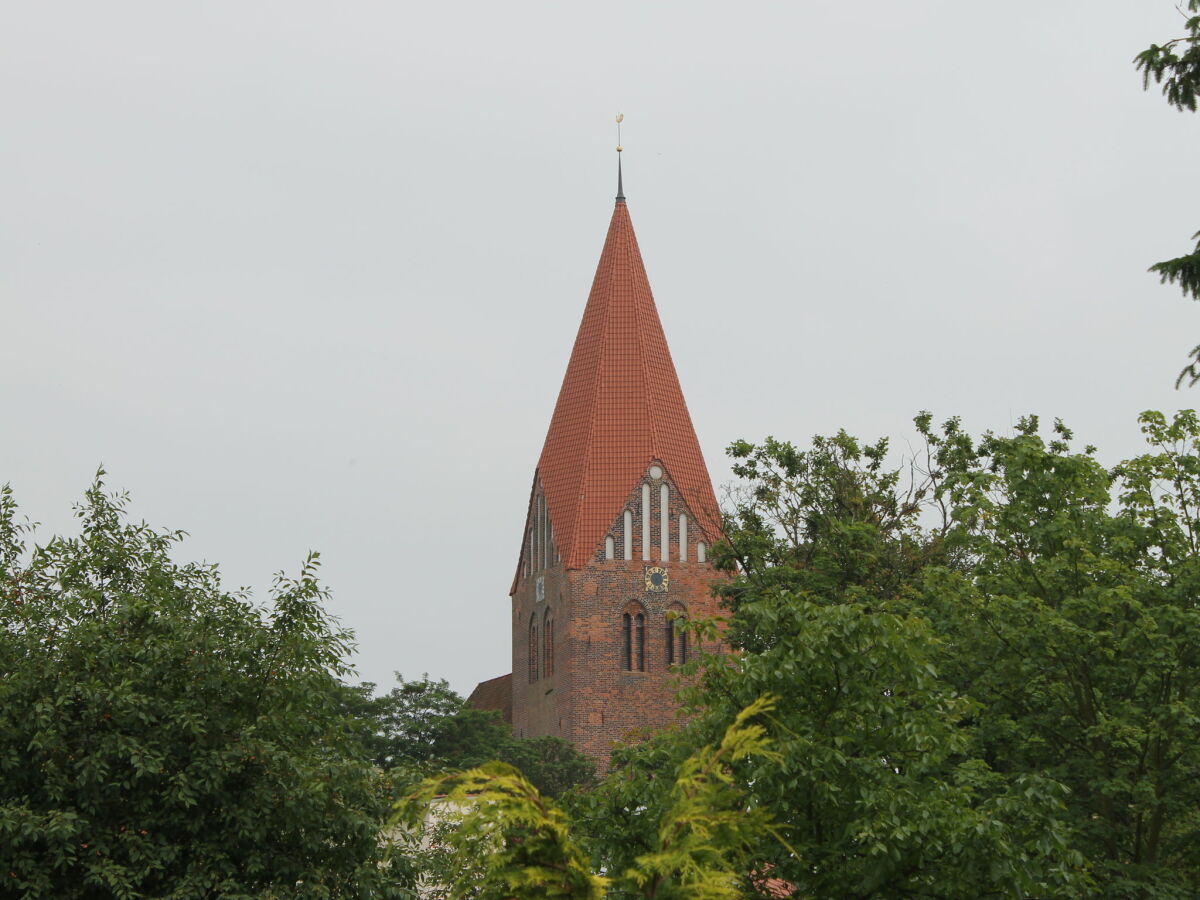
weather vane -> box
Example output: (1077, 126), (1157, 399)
(616, 113), (624, 153)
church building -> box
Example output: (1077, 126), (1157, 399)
(469, 156), (724, 768)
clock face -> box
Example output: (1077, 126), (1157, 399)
(644, 566), (669, 593)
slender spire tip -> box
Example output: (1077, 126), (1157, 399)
(615, 113), (626, 203)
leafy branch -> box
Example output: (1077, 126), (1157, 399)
(1135, 2), (1200, 385)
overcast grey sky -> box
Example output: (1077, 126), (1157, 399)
(3, 2), (1197, 696)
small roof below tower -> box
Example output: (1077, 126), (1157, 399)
(467, 673), (513, 723)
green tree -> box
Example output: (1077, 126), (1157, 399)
(1135, 2), (1200, 385)
(399, 698), (780, 900)
(341, 674), (594, 798)
(697, 431), (1082, 897)
(693, 412), (1200, 894)
(920, 410), (1200, 895)
(501, 733), (596, 800)
(0, 475), (408, 899)
(337, 675), (497, 772)
(563, 727), (698, 898)
(401, 761), (607, 900)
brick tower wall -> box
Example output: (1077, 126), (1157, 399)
(511, 469), (724, 771)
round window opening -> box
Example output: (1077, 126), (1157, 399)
(649, 465), (664, 479)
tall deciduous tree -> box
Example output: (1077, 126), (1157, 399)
(0, 475), (407, 899)
(1136, 2), (1200, 385)
(921, 410), (1200, 895)
(675, 412), (1200, 894)
(683, 431), (1084, 897)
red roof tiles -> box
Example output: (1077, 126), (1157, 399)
(466, 673), (513, 723)
(532, 200), (720, 571)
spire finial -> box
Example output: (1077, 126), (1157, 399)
(615, 113), (625, 203)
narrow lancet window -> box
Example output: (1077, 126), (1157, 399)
(621, 613), (632, 670)
(622, 603), (647, 672)
(697, 541), (706, 563)
(605, 535), (615, 560)
(660, 483), (669, 561)
(528, 615), (538, 683)
(543, 610), (554, 678)
(667, 605), (688, 667)
(623, 510), (633, 560)
(642, 483), (651, 561)
(679, 514), (688, 561)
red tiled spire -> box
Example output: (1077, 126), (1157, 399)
(533, 197), (720, 570)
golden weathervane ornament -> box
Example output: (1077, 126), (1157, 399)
(616, 113), (624, 152)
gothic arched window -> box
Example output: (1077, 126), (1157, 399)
(635, 611), (645, 671)
(543, 609), (554, 678)
(622, 601), (646, 672)
(666, 603), (688, 666)
(622, 613), (632, 670)
(528, 614), (538, 683)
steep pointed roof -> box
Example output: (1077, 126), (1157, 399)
(534, 194), (720, 570)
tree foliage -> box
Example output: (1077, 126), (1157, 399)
(687, 430), (1084, 897)
(400, 762), (606, 900)
(620, 696), (785, 900)
(920, 409), (1200, 895)
(15, 407), (1200, 896)
(399, 698), (781, 900)
(1135, 2), (1200, 385)
(0, 475), (405, 899)
(340, 674), (594, 798)
(653, 410), (1200, 896)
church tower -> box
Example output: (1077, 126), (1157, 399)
(503, 155), (725, 768)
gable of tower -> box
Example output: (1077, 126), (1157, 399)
(591, 460), (713, 567)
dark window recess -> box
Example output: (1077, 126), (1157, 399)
(635, 613), (645, 672)
(621, 613), (632, 670)
(543, 612), (554, 678)
(528, 617), (538, 683)
(667, 613), (688, 666)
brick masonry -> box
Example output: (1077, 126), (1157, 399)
(511, 463), (725, 770)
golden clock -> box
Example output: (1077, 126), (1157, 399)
(644, 566), (669, 593)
